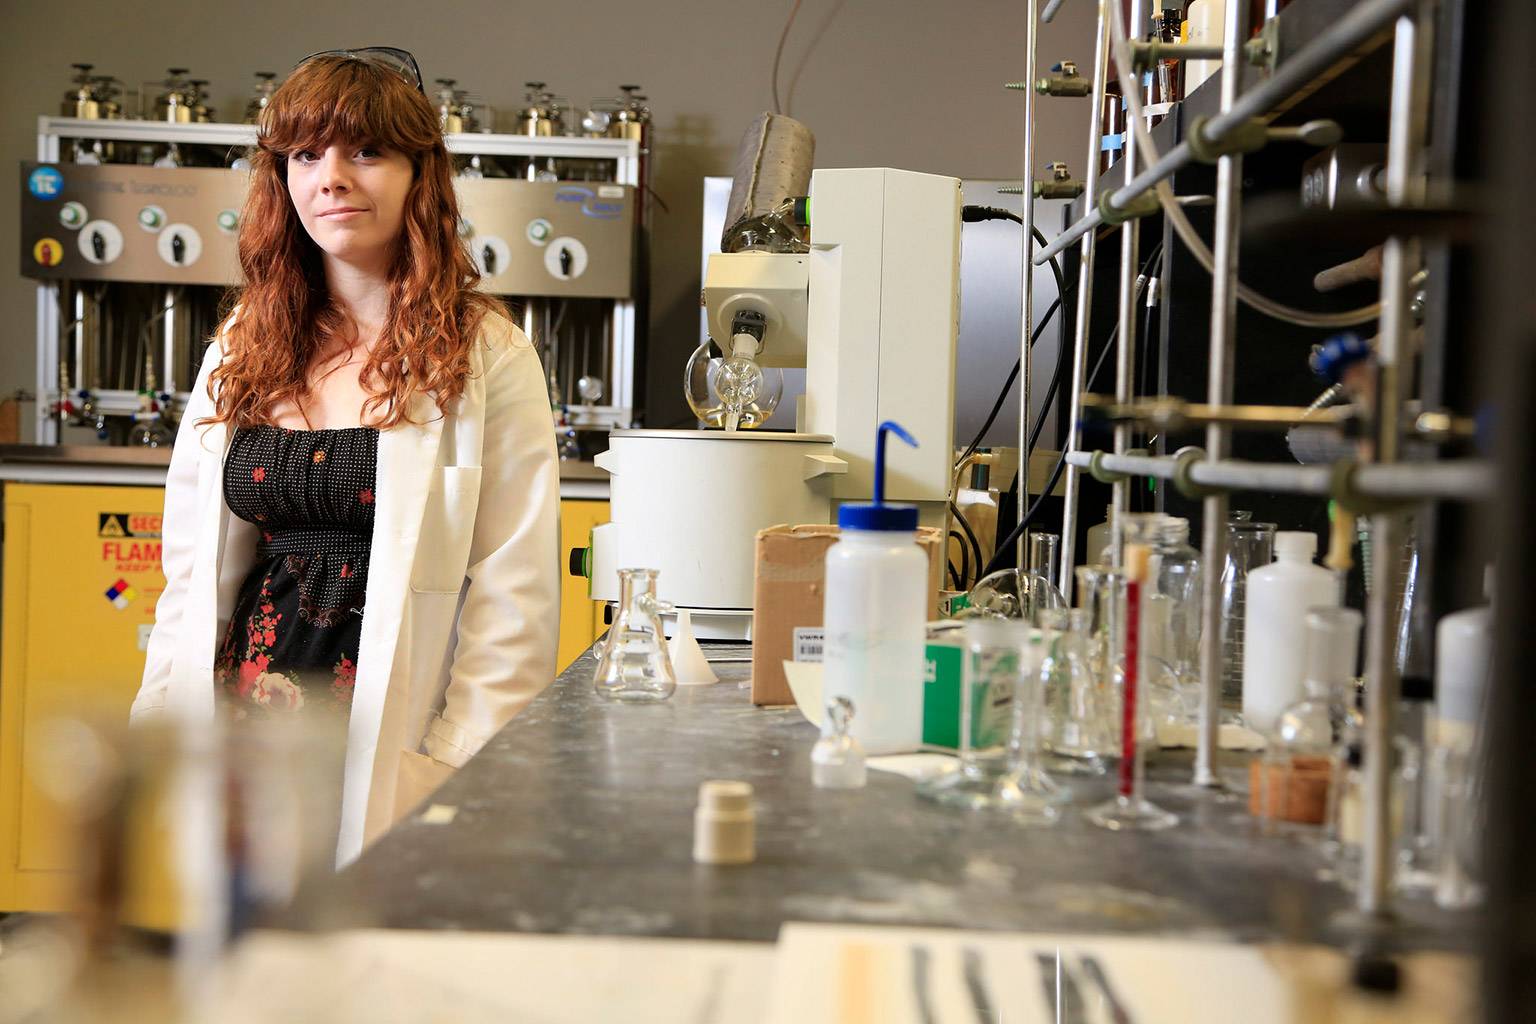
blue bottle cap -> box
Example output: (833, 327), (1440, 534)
(1310, 333), (1373, 384)
(837, 420), (920, 532)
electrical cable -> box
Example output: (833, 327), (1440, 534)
(957, 210), (1070, 464)
(1103, 0), (1379, 328)
(981, 242), (1165, 577)
(950, 499), (984, 587)
(947, 527), (972, 590)
(770, 0), (806, 115)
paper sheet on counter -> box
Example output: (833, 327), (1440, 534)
(764, 923), (1300, 1024)
(212, 929), (775, 1024)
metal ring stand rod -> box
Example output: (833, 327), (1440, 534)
(1056, 0), (1113, 599)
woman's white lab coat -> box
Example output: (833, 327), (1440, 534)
(130, 312), (560, 863)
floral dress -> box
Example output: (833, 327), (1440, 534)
(214, 425), (378, 715)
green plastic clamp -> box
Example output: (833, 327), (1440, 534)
(1186, 115), (1271, 164)
(1171, 446), (1223, 499)
(1329, 460), (1416, 515)
(1098, 188), (1161, 226)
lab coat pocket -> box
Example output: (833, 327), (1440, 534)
(393, 749), (456, 822)
(412, 466), (483, 593)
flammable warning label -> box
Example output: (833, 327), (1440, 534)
(99, 512), (162, 538)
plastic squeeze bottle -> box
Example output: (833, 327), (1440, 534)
(1242, 531), (1341, 734)
(822, 420), (928, 755)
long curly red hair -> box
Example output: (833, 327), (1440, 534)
(207, 55), (503, 430)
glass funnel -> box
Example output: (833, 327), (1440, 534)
(683, 339), (784, 431)
(592, 568), (677, 703)
(917, 619), (1028, 810)
(1086, 514), (1178, 832)
(1039, 608), (1111, 775)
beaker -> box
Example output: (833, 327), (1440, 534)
(1039, 607), (1110, 775)
(1085, 514), (1178, 832)
(592, 568), (677, 703)
(918, 618), (1028, 810)
(1220, 519), (1277, 709)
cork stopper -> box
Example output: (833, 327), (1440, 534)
(1123, 542), (1152, 583)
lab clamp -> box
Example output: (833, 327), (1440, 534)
(23, 64), (651, 450)
(1003, 0), (1487, 923)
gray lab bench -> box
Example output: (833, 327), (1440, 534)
(325, 643), (1472, 950)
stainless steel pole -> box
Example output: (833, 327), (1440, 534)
(1033, 0), (1415, 267)
(1110, 0), (1146, 570)
(1360, 0), (1432, 920)
(1057, 0), (1112, 598)
(1017, 0), (1040, 569)
(1195, 0), (1251, 789)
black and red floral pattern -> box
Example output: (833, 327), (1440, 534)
(214, 425), (377, 714)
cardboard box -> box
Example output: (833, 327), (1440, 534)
(750, 523), (945, 706)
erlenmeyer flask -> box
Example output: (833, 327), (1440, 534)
(1039, 608), (1110, 775)
(592, 568), (677, 703)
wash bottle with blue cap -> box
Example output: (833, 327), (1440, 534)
(822, 421), (928, 755)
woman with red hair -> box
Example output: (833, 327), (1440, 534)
(131, 48), (560, 862)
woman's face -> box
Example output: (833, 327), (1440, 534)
(286, 140), (414, 268)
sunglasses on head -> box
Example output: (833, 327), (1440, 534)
(292, 46), (425, 95)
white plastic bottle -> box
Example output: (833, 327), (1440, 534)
(1242, 531), (1340, 734)
(1433, 568), (1492, 753)
(822, 421), (929, 755)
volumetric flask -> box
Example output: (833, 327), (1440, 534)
(1074, 563), (1127, 758)
(1023, 532), (1067, 625)
(1220, 519), (1276, 708)
(592, 568), (677, 703)
(918, 618), (1023, 809)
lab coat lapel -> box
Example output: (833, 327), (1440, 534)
(171, 418), (230, 720)
(339, 394), (444, 859)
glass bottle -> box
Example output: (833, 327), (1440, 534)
(1086, 513), (1178, 831)
(1256, 607), (1362, 834)
(592, 569), (677, 703)
(919, 618), (1028, 809)
(1220, 518), (1277, 709)
(1039, 608), (1110, 775)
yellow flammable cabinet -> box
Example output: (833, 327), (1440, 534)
(0, 481), (607, 921)
(0, 482), (177, 924)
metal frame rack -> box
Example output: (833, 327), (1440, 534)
(32, 116), (641, 445)
(1013, 0), (1488, 921)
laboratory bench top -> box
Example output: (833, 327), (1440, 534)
(318, 643), (1475, 951)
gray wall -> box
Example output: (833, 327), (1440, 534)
(1, 0), (1097, 439)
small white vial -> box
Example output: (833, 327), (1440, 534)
(693, 780), (756, 865)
